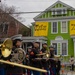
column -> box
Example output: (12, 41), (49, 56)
(40, 42), (42, 50)
(73, 39), (75, 57)
(25, 43), (27, 53)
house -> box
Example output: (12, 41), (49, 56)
(0, 9), (30, 38)
(32, 1), (75, 57)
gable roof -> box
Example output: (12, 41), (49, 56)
(34, 0), (75, 20)
(0, 8), (29, 30)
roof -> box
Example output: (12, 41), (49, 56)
(22, 36), (47, 42)
(34, 0), (75, 20)
(0, 7), (29, 30)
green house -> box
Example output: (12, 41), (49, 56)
(32, 1), (75, 57)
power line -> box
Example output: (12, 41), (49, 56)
(0, 10), (75, 14)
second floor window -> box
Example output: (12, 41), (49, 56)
(61, 21), (67, 33)
(0, 23), (8, 34)
(52, 22), (58, 33)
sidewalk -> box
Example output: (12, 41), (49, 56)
(60, 71), (75, 75)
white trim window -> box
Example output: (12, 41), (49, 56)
(57, 10), (62, 15)
(61, 21), (68, 33)
(51, 22), (58, 34)
(52, 10), (57, 15)
(62, 9), (67, 14)
(52, 43), (58, 55)
(51, 40), (68, 56)
(52, 9), (67, 15)
(61, 43), (68, 55)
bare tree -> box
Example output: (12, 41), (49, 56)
(0, 3), (24, 22)
(0, 3), (24, 37)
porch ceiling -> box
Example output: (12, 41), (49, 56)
(22, 36), (47, 42)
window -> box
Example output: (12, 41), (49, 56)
(52, 10), (62, 15)
(52, 10), (56, 15)
(61, 21), (67, 33)
(51, 40), (68, 56)
(0, 24), (3, 33)
(61, 43), (67, 55)
(52, 9), (67, 16)
(0, 23), (8, 34)
(63, 9), (67, 14)
(52, 22), (58, 33)
(57, 10), (62, 15)
(52, 43), (57, 55)
(63, 9), (66, 14)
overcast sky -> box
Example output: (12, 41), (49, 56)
(1, 0), (75, 26)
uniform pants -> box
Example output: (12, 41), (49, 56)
(0, 68), (5, 75)
(33, 70), (40, 75)
(42, 68), (50, 75)
(27, 69), (32, 75)
(50, 67), (56, 75)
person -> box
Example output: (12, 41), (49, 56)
(26, 46), (32, 66)
(0, 49), (6, 75)
(41, 43), (47, 53)
(6, 34), (25, 75)
(49, 45), (56, 75)
(30, 42), (42, 75)
(0, 39), (12, 75)
(41, 43), (50, 75)
(25, 46), (32, 75)
(69, 55), (75, 71)
(56, 57), (61, 75)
